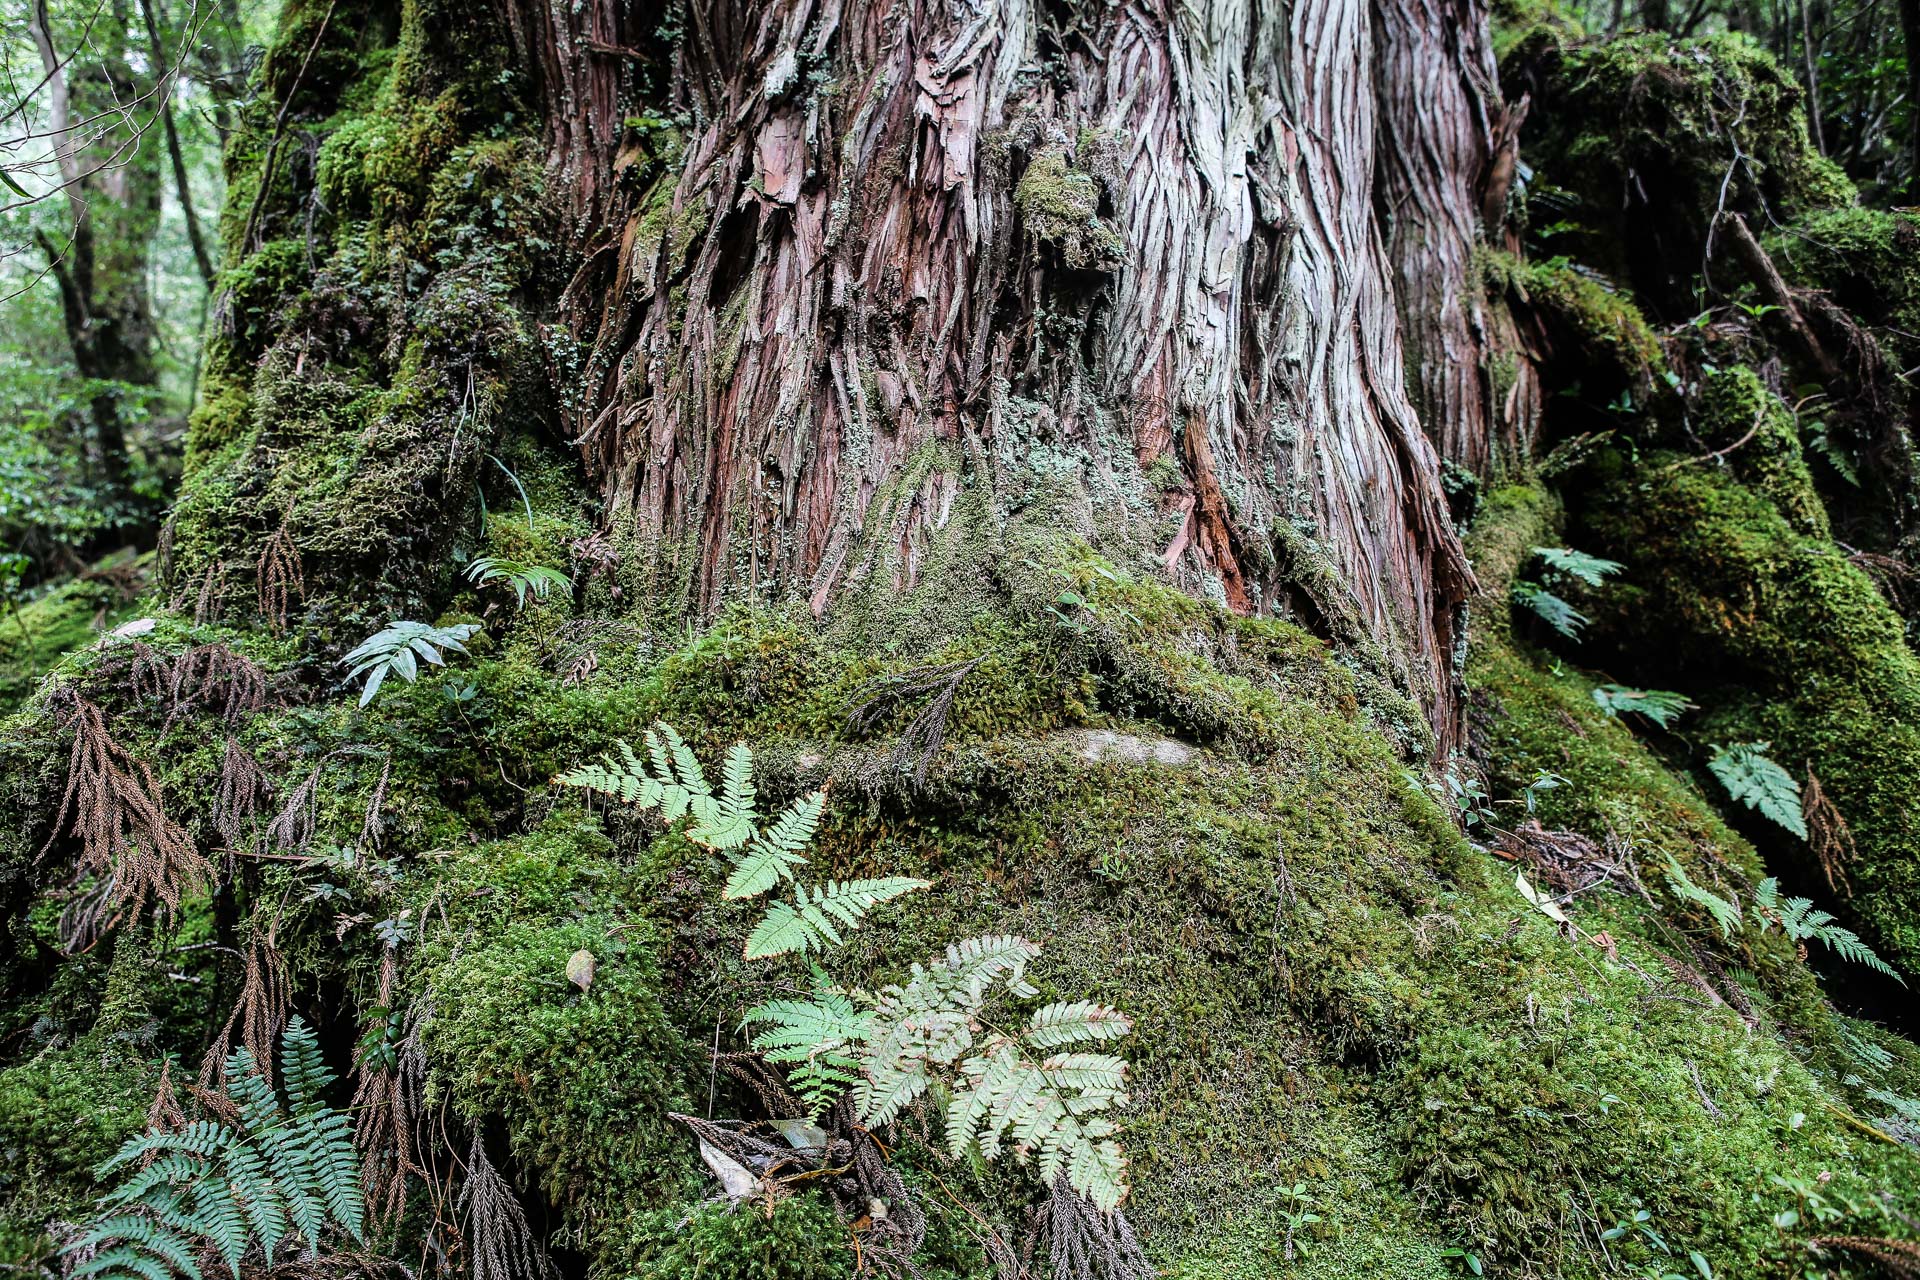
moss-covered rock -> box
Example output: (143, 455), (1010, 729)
(1506, 28), (1852, 316)
(1563, 403), (1920, 973)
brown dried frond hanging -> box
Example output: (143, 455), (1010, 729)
(1803, 768), (1857, 899)
(192, 559), (229, 627)
(256, 521), (306, 636)
(144, 1057), (188, 1138)
(198, 934), (291, 1090)
(458, 1130), (556, 1280)
(213, 737), (275, 852)
(267, 756), (333, 856)
(1807, 1236), (1920, 1279)
(41, 688), (212, 949)
(1022, 1177), (1154, 1280)
(359, 756), (392, 851)
(845, 656), (984, 785)
(166, 643), (269, 728)
(86, 639), (174, 708)
(353, 948), (425, 1232)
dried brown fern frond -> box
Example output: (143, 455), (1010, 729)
(41, 688), (212, 947)
(198, 935), (291, 1091)
(458, 1131), (555, 1280)
(353, 949), (425, 1232)
(145, 1058), (187, 1139)
(1807, 1236), (1920, 1279)
(267, 758), (332, 855)
(192, 559), (229, 627)
(214, 738), (276, 852)
(256, 523), (306, 636)
(167, 643), (269, 728)
(845, 656), (984, 785)
(360, 757), (392, 851)
(1025, 1177), (1154, 1280)
(1804, 768), (1857, 899)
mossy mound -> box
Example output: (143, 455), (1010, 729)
(3, 534), (1919, 1275)
(1505, 27), (1852, 316)
(1557, 385), (1920, 974)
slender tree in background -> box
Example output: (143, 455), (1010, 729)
(25, 0), (164, 502)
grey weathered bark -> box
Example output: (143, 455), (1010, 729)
(512, 0), (1496, 745)
(1374, 0), (1539, 474)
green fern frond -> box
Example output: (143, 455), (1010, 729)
(1024, 1001), (1133, 1049)
(73, 1216), (202, 1280)
(73, 1023), (365, 1280)
(1534, 546), (1623, 585)
(1512, 582), (1590, 639)
(744, 877), (930, 959)
(465, 556), (572, 609)
(279, 1017), (333, 1112)
(944, 1042), (1131, 1210)
(72, 1243), (183, 1280)
(1590, 683), (1695, 729)
(1662, 857), (1743, 939)
(722, 791), (823, 899)
(1707, 742), (1808, 838)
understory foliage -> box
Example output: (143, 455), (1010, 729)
(559, 729), (1136, 1212)
(69, 1020), (364, 1280)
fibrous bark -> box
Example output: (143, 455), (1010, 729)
(509, 0), (1489, 740)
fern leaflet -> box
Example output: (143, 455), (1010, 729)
(743, 877), (930, 959)
(1662, 857), (1743, 939)
(722, 790), (822, 899)
(1707, 742), (1808, 838)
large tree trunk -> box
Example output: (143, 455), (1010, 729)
(506, 0), (1487, 746)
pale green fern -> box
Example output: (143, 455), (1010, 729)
(1662, 857), (1743, 939)
(746, 933), (1135, 1209)
(69, 1018), (364, 1280)
(1707, 742), (1808, 839)
(745, 878), (930, 960)
(1590, 683), (1694, 729)
(1534, 546), (1623, 585)
(563, 731), (1137, 1210)
(1659, 861), (1902, 982)
(559, 725), (926, 954)
(465, 556), (572, 609)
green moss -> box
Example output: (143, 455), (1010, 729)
(1483, 250), (1664, 382)
(1570, 434), (1920, 973)
(1774, 206), (1920, 346)
(1013, 144), (1125, 271)
(613, 1195), (855, 1279)
(0, 1045), (149, 1264)
(411, 817), (693, 1239)
(1508, 29), (1853, 313)
(0, 557), (145, 712)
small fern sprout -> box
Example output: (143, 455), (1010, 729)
(465, 556), (572, 610)
(1591, 683), (1695, 729)
(341, 621), (480, 706)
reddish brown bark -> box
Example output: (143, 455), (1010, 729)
(511, 0), (1499, 746)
